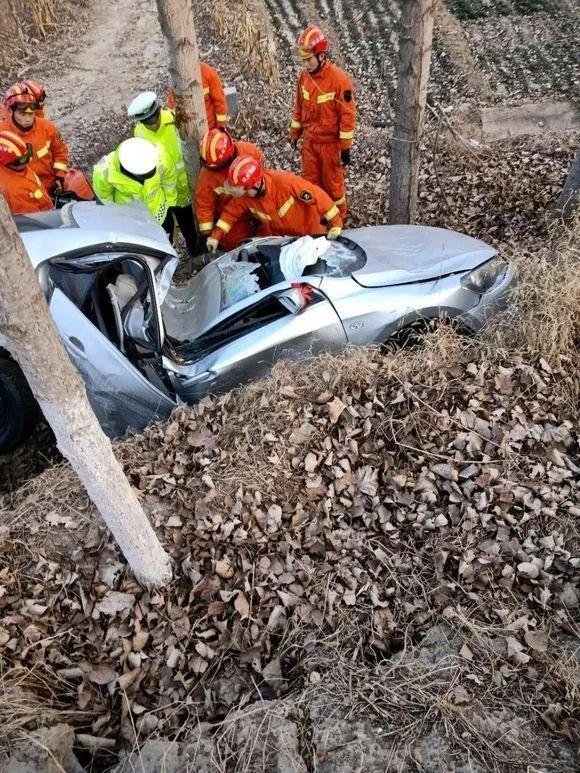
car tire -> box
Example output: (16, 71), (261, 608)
(0, 361), (40, 454)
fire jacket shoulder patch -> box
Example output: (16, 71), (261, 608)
(344, 89), (353, 102)
(299, 190), (313, 202)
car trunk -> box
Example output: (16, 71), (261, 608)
(345, 225), (497, 288)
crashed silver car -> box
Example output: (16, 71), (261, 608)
(0, 201), (516, 453)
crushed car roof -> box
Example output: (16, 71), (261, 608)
(19, 201), (177, 269)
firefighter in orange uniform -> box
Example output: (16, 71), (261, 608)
(0, 83), (68, 196)
(167, 61), (229, 130)
(0, 130), (54, 214)
(195, 128), (263, 251)
(290, 26), (355, 219)
(206, 154), (343, 253)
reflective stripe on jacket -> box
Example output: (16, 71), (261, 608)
(200, 62), (229, 129)
(194, 140), (263, 235)
(0, 114), (69, 192)
(92, 147), (177, 223)
(210, 169), (343, 243)
(0, 164), (54, 214)
(135, 108), (189, 207)
(290, 60), (356, 149)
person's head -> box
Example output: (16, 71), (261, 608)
(200, 128), (236, 170)
(297, 26), (328, 74)
(4, 83), (40, 130)
(118, 137), (159, 182)
(127, 91), (161, 132)
(0, 130), (33, 172)
(225, 154), (264, 198)
(23, 80), (46, 110)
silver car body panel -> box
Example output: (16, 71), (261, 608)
(17, 203), (517, 441)
(346, 225), (496, 287)
(50, 289), (176, 436)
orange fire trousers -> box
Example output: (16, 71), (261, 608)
(301, 138), (347, 219)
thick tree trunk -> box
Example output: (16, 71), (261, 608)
(555, 149), (580, 220)
(0, 193), (172, 588)
(389, 0), (439, 225)
(155, 0), (208, 193)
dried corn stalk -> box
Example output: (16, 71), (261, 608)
(0, 0), (57, 73)
(211, 0), (279, 87)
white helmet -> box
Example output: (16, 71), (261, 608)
(127, 91), (159, 122)
(118, 137), (158, 177)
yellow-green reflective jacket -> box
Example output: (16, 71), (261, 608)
(134, 108), (189, 207)
(92, 146), (177, 223)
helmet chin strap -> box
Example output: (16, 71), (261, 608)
(11, 111), (33, 133)
(310, 53), (326, 75)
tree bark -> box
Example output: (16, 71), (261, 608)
(155, 0), (208, 193)
(555, 149), (580, 220)
(0, 193), (172, 588)
(389, 0), (439, 225)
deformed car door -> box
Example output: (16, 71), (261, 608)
(170, 289), (347, 403)
(49, 288), (176, 438)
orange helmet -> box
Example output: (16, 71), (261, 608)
(226, 154), (264, 193)
(23, 80), (46, 105)
(4, 82), (38, 111)
(200, 128), (236, 169)
(0, 130), (30, 166)
(297, 26), (328, 59)
(63, 168), (94, 200)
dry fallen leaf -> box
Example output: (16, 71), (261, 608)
(95, 591), (135, 616)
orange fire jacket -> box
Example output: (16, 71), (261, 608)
(210, 169), (343, 243)
(167, 62), (229, 129)
(195, 140), (263, 236)
(201, 62), (229, 129)
(0, 114), (68, 192)
(290, 60), (356, 149)
(0, 164), (54, 215)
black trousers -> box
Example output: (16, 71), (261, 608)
(162, 204), (201, 256)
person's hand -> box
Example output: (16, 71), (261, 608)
(290, 138), (299, 151)
(53, 178), (63, 195)
(206, 236), (219, 254)
(327, 227), (342, 240)
(340, 148), (350, 166)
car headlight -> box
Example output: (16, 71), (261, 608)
(460, 256), (507, 294)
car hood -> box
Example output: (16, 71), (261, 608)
(345, 225), (497, 287)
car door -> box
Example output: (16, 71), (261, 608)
(169, 287), (347, 403)
(48, 265), (176, 438)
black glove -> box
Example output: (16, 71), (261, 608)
(340, 148), (351, 166)
(290, 138), (299, 151)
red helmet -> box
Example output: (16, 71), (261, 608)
(23, 79), (46, 104)
(200, 128), (235, 168)
(226, 154), (264, 192)
(0, 130), (29, 166)
(4, 82), (37, 111)
(63, 168), (94, 200)
(297, 26), (329, 59)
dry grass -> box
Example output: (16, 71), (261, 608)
(211, 0), (279, 87)
(0, 0), (58, 74)
(489, 216), (580, 357)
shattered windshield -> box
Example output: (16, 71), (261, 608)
(161, 236), (366, 343)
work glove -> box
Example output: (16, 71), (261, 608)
(340, 148), (351, 166)
(206, 236), (219, 254)
(327, 227), (342, 241)
(290, 138), (299, 151)
(52, 178), (63, 195)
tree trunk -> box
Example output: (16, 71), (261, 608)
(0, 193), (172, 588)
(155, 0), (208, 193)
(555, 149), (580, 220)
(389, 0), (439, 225)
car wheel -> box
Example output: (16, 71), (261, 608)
(383, 317), (473, 352)
(0, 361), (40, 454)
